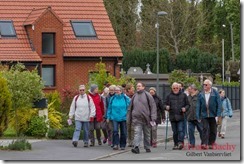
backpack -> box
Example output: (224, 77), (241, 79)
(74, 94), (92, 120)
(74, 94), (91, 110)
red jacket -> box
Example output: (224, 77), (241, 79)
(89, 92), (104, 122)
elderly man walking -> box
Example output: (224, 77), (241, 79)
(128, 82), (157, 154)
(164, 82), (190, 150)
(196, 79), (221, 149)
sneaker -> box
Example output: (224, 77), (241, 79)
(172, 145), (178, 150)
(201, 144), (208, 150)
(72, 141), (78, 147)
(90, 141), (94, 147)
(113, 145), (119, 150)
(221, 134), (225, 139)
(188, 144), (195, 149)
(131, 147), (140, 154)
(84, 142), (88, 147)
(178, 143), (184, 150)
(208, 145), (213, 149)
(146, 149), (151, 153)
(103, 138), (107, 144)
(98, 139), (102, 145)
(120, 147), (125, 150)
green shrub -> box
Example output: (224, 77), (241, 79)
(1, 138), (31, 151)
(25, 116), (48, 138)
(0, 75), (11, 137)
(47, 126), (83, 140)
(47, 128), (56, 139)
(3, 126), (16, 137)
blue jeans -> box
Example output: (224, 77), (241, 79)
(73, 121), (90, 143)
(188, 120), (203, 146)
(112, 120), (127, 148)
(171, 120), (184, 146)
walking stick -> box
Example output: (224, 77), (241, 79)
(165, 111), (169, 150)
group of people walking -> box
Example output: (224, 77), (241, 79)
(68, 79), (233, 153)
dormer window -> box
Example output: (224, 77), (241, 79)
(0, 20), (16, 38)
(71, 20), (96, 38)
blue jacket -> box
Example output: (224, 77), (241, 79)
(221, 97), (233, 117)
(107, 94), (130, 122)
(196, 88), (221, 120)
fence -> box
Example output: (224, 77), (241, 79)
(145, 83), (240, 110)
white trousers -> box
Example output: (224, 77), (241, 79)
(217, 116), (228, 135)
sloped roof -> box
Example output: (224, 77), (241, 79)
(23, 7), (63, 26)
(0, 0), (123, 62)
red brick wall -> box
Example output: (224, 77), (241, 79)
(31, 9), (64, 94)
(64, 60), (119, 89)
(28, 8), (121, 96)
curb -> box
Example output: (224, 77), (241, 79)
(92, 136), (173, 160)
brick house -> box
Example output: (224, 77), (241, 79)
(0, 0), (123, 94)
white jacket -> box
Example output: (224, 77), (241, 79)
(69, 94), (96, 121)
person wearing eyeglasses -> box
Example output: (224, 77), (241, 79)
(106, 86), (130, 150)
(68, 85), (96, 148)
(164, 82), (190, 150)
(196, 79), (221, 150)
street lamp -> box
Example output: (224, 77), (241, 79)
(230, 23), (234, 61)
(156, 11), (167, 93)
(222, 24), (225, 83)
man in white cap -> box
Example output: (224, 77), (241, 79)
(68, 85), (96, 147)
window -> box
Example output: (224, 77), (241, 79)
(42, 33), (55, 54)
(0, 20), (16, 38)
(42, 65), (55, 87)
(71, 20), (96, 38)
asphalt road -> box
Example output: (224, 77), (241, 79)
(0, 110), (241, 161)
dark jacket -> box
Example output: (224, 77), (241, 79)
(196, 88), (221, 120)
(164, 91), (190, 122)
(186, 91), (199, 121)
(152, 94), (165, 124)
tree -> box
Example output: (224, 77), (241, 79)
(0, 75), (11, 136)
(197, 0), (217, 53)
(89, 62), (136, 91)
(168, 69), (201, 90)
(1, 63), (45, 135)
(103, 0), (139, 51)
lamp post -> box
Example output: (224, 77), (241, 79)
(156, 11), (167, 93)
(222, 24), (226, 83)
(230, 23), (234, 61)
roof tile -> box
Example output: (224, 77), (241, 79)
(0, 0), (122, 62)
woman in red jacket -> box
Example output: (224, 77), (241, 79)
(88, 84), (105, 146)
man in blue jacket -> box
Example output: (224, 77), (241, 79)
(196, 79), (221, 149)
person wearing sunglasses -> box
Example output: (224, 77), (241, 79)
(196, 79), (221, 149)
(68, 85), (96, 148)
(164, 82), (190, 150)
